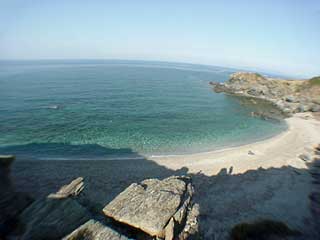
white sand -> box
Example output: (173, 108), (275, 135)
(146, 112), (320, 238)
(151, 112), (320, 175)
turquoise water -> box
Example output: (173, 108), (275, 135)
(0, 60), (287, 160)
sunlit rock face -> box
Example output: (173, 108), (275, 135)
(211, 72), (320, 115)
(103, 176), (198, 239)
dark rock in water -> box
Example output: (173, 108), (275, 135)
(211, 82), (231, 93)
(103, 176), (197, 239)
(0, 155), (33, 238)
(63, 219), (129, 240)
(19, 198), (91, 240)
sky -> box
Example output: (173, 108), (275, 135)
(0, 0), (319, 77)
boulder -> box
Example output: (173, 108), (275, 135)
(298, 104), (311, 112)
(178, 203), (200, 240)
(48, 177), (84, 199)
(63, 219), (129, 240)
(103, 176), (196, 239)
(247, 86), (268, 97)
(311, 104), (320, 112)
(212, 83), (231, 93)
(285, 95), (299, 103)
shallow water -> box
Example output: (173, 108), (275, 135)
(0, 60), (287, 159)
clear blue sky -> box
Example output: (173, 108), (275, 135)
(1, 0), (319, 77)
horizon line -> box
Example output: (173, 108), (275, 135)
(0, 58), (313, 79)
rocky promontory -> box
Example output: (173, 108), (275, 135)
(210, 72), (320, 114)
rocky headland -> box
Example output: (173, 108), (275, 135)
(210, 72), (320, 115)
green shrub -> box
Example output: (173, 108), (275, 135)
(230, 219), (300, 240)
(309, 76), (320, 86)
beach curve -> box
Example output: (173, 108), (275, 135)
(151, 112), (320, 175)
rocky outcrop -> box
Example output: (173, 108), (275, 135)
(6, 175), (198, 240)
(0, 155), (33, 238)
(103, 176), (198, 240)
(18, 177), (91, 240)
(48, 177), (84, 199)
(210, 72), (320, 115)
(63, 220), (129, 240)
(20, 198), (91, 240)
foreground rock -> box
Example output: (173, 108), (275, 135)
(103, 176), (198, 239)
(63, 219), (129, 240)
(0, 155), (33, 238)
(210, 72), (320, 115)
(48, 177), (84, 199)
(18, 178), (91, 240)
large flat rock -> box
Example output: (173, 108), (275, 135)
(103, 176), (192, 238)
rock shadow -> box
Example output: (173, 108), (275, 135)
(3, 143), (319, 239)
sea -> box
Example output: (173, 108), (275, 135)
(0, 60), (287, 160)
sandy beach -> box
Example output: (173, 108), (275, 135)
(151, 112), (320, 175)
(11, 112), (320, 239)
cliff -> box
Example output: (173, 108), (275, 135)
(211, 72), (320, 114)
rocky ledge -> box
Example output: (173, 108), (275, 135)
(103, 176), (198, 239)
(1, 158), (199, 240)
(210, 72), (320, 115)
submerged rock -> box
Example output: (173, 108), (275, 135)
(63, 219), (129, 240)
(103, 176), (197, 239)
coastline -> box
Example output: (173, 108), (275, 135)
(10, 112), (320, 239)
(150, 112), (320, 175)
(12, 112), (320, 175)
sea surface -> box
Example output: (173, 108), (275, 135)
(0, 60), (287, 160)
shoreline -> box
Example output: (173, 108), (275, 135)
(13, 112), (320, 176)
(150, 112), (320, 175)
(10, 118), (288, 162)
(10, 112), (320, 239)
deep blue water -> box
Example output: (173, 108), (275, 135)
(0, 60), (287, 160)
